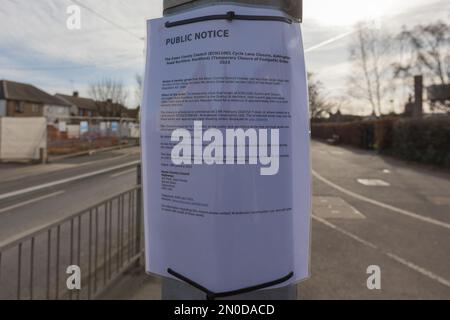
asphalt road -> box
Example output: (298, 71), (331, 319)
(1, 142), (449, 299)
(298, 141), (450, 299)
(105, 141), (450, 300)
(0, 147), (140, 243)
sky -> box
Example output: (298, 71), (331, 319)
(0, 0), (448, 113)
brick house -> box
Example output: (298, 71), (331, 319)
(0, 80), (71, 122)
(55, 92), (99, 117)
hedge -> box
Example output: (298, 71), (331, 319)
(391, 118), (450, 167)
(311, 117), (450, 167)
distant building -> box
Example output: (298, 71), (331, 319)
(312, 109), (364, 123)
(0, 80), (71, 122)
(56, 92), (139, 119)
(125, 106), (140, 120)
(55, 92), (99, 117)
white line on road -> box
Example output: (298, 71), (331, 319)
(110, 168), (136, 178)
(313, 215), (378, 249)
(0, 191), (65, 214)
(312, 215), (450, 289)
(0, 160), (140, 201)
(312, 170), (450, 230)
(385, 252), (450, 288)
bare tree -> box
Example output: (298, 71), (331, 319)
(393, 21), (450, 110)
(347, 23), (393, 117)
(308, 72), (333, 119)
(89, 78), (129, 117)
(135, 74), (143, 108)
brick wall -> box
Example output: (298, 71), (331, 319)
(6, 100), (43, 117)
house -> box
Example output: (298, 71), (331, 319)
(55, 92), (99, 117)
(125, 106), (140, 120)
(56, 92), (138, 119)
(0, 80), (71, 122)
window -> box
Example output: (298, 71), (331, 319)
(15, 102), (25, 113)
(31, 104), (39, 113)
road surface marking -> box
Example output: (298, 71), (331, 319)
(313, 215), (377, 249)
(312, 215), (450, 289)
(110, 168), (136, 178)
(0, 160), (140, 201)
(76, 153), (130, 167)
(357, 179), (390, 187)
(427, 196), (450, 206)
(312, 170), (450, 230)
(0, 191), (65, 214)
(385, 252), (450, 288)
(313, 196), (365, 219)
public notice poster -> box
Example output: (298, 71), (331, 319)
(141, 4), (311, 293)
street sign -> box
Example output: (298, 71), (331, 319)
(141, 4), (310, 294)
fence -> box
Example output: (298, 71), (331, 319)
(0, 117), (47, 161)
(47, 116), (140, 156)
(0, 167), (143, 300)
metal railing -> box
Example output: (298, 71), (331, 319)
(0, 180), (143, 300)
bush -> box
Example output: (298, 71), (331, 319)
(311, 116), (450, 167)
(311, 121), (376, 149)
(391, 117), (450, 167)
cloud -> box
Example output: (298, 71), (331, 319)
(303, 0), (450, 114)
(0, 0), (448, 110)
(0, 0), (161, 107)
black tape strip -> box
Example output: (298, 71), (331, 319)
(167, 268), (294, 300)
(165, 11), (292, 28)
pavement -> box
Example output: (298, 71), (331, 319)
(1, 141), (449, 299)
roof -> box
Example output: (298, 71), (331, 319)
(55, 94), (98, 111)
(0, 80), (70, 106)
(125, 107), (139, 119)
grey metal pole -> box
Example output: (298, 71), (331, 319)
(160, 0), (300, 300)
(164, 0), (302, 21)
(136, 163), (143, 267)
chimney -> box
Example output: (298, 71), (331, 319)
(73, 91), (79, 97)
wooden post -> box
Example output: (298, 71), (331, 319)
(39, 147), (47, 164)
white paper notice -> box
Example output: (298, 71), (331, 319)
(141, 4), (311, 292)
